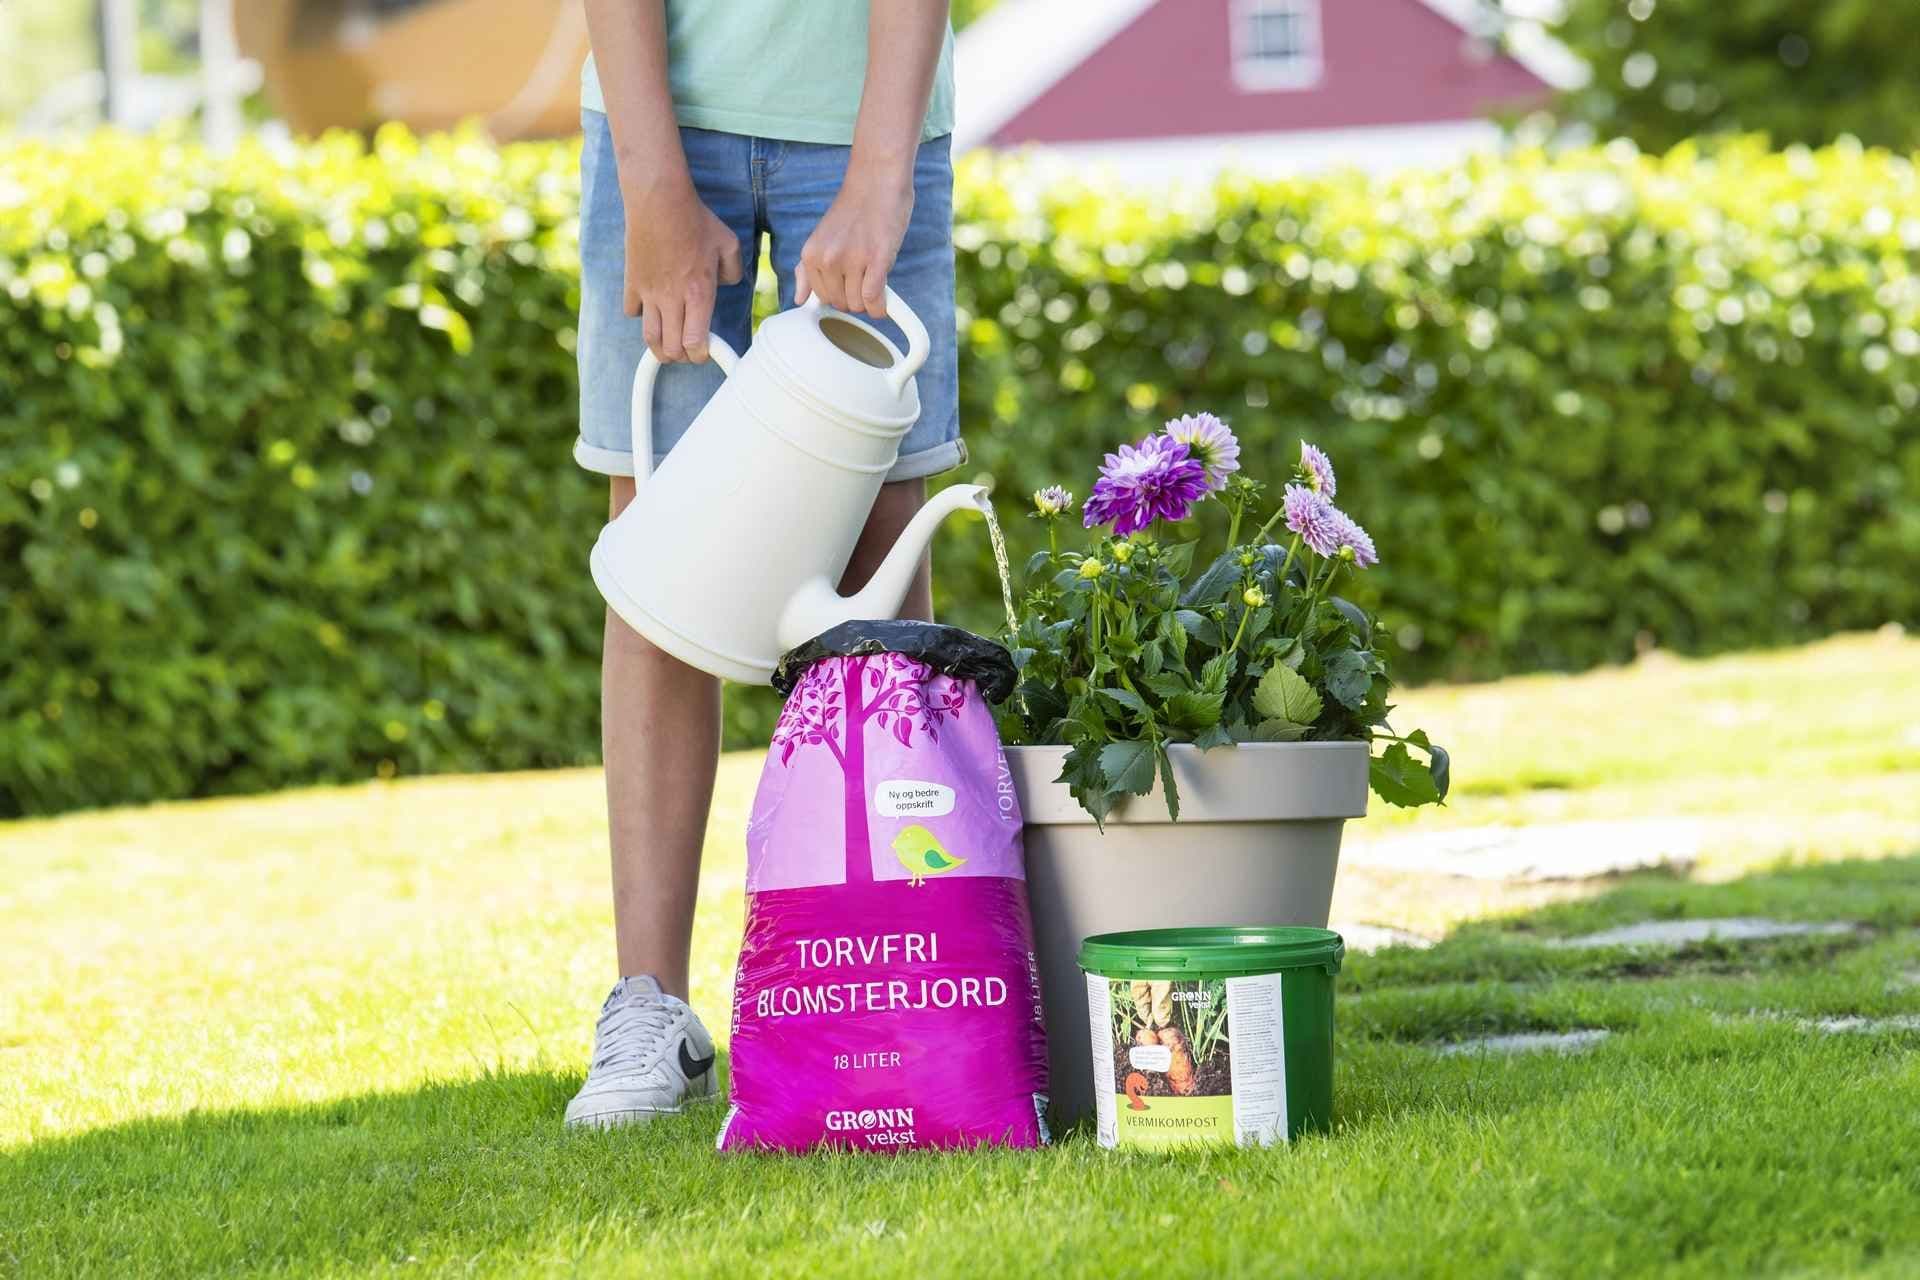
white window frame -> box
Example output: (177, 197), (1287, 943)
(1230, 0), (1325, 92)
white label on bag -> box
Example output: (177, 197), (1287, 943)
(874, 780), (955, 817)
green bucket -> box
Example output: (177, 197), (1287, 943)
(1077, 926), (1344, 1150)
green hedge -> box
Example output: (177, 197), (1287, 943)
(938, 137), (1920, 686)
(3, 129), (1916, 815)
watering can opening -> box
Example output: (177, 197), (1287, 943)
(818, 316), (898, 371)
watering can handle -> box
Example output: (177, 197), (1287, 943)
(629, 336), (741, 482)
(802, 285), (931, 397)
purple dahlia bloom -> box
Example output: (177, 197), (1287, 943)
(1163, 413), (1241, 492)
(1282, 483), (1342, 557)
(1082, 435), (1211, 535)
(1326, 508), (1379, 568)
(1298, 440), (1337, 497)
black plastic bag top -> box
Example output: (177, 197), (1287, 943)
(772, 620), (1016, 702)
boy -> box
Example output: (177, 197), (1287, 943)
(565, 1), (960, 1127)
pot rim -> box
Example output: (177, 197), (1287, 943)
(1004, 740), (1369, 826)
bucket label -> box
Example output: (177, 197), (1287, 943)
(1089, 972), (1289, 1149)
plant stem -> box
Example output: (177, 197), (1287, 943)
(1227, 603), (1252, 656)
(1251, 503), (1291, 545)
(1048, 523), (1058, 561)
(1275, 534), (1302, 589)
(1293, 557), (1339, 633)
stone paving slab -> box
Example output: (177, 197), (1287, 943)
(1437, 1029), (1611, 1056)
(1344, 819), (1704, 883)
(1804, 1014), (1920, 1035)
(1552, 917), (1860, 949)
(1330, 922), (1436, 955)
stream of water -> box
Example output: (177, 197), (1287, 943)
(981, 502), (1019, 641)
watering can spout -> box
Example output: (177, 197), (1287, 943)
(777, 484), (993, 650)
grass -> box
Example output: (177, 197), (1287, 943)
(3, 631), (1919, 1278)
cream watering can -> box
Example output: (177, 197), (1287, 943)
(589, 287), (990, 684)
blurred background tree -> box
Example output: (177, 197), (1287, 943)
(1549, 0), (1918, 151)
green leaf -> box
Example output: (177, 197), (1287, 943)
(1098, 686), (1151, 718)
(1252, 663), (1322, 726)
(1099, 740), (1157, 796)
(1192, 723), (1235, 750)
(1058, 744), (1115, 828)
(1024, 550), (1055, 577)
(1164, 611), (1190, 664)
(1164, 690), (1225, 732)
(1175, 609), (1219, 649)
(1250, 717), (1311, 742)
(1403, 729), (1451, 801)
(1158, 540), (1197, 579)
(1143, 672), (1191, 700)
(1328, 596), (1372, 645)
(1180, 552), (1240, 606)
(1323, 649), (1373, 710)
(1155, 741), (1181, 821)
(1200, 652), (1237, 694)
(1369, 742), (1443, 808)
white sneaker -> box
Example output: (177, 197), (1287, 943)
(564, 976), (721, 1129)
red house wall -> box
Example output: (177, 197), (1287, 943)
(992, 0), (1551, 145)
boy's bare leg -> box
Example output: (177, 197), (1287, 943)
(602, 477), (927, 997)
(603, 477), (721, 998)
(839, 478), (932, 620)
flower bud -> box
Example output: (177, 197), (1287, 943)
(1112, 542), (1134, 564)
(1339, 545), (1356, 562)
(1031, 485), (1074, 518)
(1242, 587), (1266, 608)
(1078, 559), (1106, 580)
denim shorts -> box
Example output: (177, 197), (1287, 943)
(574, 110), (964, 482)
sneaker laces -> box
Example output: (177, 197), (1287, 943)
(590, 992), (682, 1074)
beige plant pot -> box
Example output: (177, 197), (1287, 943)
(1007, 741), (1369, 1128)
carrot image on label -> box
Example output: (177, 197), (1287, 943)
(1124, 1072), (1150, 1110)
(1160, 1025), (1198, 1095)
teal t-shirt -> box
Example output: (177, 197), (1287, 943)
(581, 1), (955, 145)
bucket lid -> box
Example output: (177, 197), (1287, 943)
(1078, 926), (1345, 977)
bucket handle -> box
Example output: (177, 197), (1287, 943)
(802, 285), (930, 398)
(629, 336), (741, 482)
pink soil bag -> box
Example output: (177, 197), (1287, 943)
(717, 621), (1050, 1153)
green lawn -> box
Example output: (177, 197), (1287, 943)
(4, 632), (1919, 1277)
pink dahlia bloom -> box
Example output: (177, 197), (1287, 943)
(1282, 483), (1342, 557)
(1326, 508), (1378, 568)
(1082, 435), (1211, 535)
(1163, 413), (1241, 492)
(1298, 440), (1337, 497)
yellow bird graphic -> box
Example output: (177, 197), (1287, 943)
(891, 824), (966, 887)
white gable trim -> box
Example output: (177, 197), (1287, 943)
(1407, 0), (1588, 91)
(991, 119), (1510, 183)
(952, 0), (1161, 151)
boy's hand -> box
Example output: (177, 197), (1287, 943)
(795, 165), (915, 320)
(625, 181), (743, 364)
